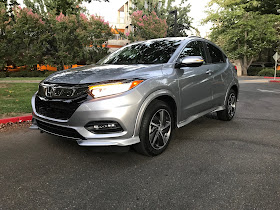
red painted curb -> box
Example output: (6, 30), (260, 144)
(270, 80), (280, 83)
(0, 115), (32, 124)
(264, 76), (280, 79)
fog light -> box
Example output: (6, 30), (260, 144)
(85, 121), (123, 134)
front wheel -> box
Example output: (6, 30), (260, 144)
(217, 89), (237, 121)
(133, 100), (174, 156)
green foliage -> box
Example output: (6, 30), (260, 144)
(129, 0), (192, 40)
(243, 0), (280, 15)
(247, 67), (262, 76)
(165, 0), (192, 37)
(6, 7), (48, 67)
(0, 3), (9, 68)
(23, 0), (109, 16)
(0, 71), (6, 78)
(205, 0), (280, 75)
(257, 68), (280, 77)
(7, 70), (43, 77)
(0, 3), (113, 71)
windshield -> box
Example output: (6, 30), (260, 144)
(99, 39), (183, 65)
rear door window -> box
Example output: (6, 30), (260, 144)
(206, 43), (225, 63)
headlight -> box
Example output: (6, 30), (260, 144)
(88, 80), (144, 98)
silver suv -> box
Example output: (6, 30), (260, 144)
(31, 37), (239, 156)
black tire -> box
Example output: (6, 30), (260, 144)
(217, 89), (237, 121)
(133, 100), (174, 156)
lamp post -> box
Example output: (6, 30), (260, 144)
(169, 9), (178, 37)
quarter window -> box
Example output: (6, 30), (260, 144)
(206, 43), (225, 63)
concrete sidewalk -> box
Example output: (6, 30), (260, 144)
(238, 76), (280, 84)
(0, 80), (41, 83)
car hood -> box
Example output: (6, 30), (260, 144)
(43, 64), (164, 84)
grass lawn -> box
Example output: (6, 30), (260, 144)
(0, 77), (45, 81)
(0, 83), (38, 118)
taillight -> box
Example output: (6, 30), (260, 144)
(234, 66), (237, 71)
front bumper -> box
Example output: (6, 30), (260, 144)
(31, 90), (143, 146)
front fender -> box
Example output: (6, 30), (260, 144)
(133, 89), (179, 137)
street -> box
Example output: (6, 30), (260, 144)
(1, 78), (280, 209)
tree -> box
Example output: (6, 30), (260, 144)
(45, 13), (112, 70)
(204, 0), (280, 75)
(23, 0), (109, 16)
(0, 1), (9, 68)
(129, 10), (168, 41)
(243, 0), (280, 15)
(130, 0), (192, 37)
(4, 7), (48, 67)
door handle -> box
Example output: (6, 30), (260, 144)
(206, 69), (213, 75)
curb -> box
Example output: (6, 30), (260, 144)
(0, 115), (32, 124)
(265, 77), (280, 79)
(269, 80), (280, 83)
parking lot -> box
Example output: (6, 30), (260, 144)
(1, 78), (280, 209)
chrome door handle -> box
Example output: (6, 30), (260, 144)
(206, 69), (213, 75)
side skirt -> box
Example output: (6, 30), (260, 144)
(177, 106), (225, 128)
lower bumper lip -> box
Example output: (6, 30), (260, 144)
(30, 117), (140, 146)
(76, 137), (140, 146)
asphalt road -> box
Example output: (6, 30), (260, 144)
(1, 79), (280, 209)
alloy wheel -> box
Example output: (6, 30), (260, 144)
(149, 109), (172, 150)
(227, 93), (236, 118)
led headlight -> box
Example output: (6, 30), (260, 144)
(88, 80), (143, 98)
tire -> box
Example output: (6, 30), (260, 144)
(217, 89), (237, 121)
(133, 100), (174, 156)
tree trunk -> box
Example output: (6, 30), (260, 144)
(238, 57), (254, 76)
(243, 30), (248, 75)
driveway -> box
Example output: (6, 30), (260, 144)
(1, 79), (280, 209)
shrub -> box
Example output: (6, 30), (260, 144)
(8, 70), (44, 77)
(44, 71), (54, 77)
(257, 68), (280, 77)
(247, 67), (262, 76)
(0, 71), (6, 78)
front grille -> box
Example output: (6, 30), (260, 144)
(35, 95), (88, 120)
(36, 120), (86, 140)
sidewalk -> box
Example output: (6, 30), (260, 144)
(0, 80), (41, 83)
(238, 76), (280, 84)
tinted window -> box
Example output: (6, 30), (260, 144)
(179, 41), (207, 62)
(206, 43), (225, 63)
(100, 40), (182, 65)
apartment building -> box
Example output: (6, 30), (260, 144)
(107, 0), (132, 52)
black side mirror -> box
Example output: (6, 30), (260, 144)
(175, 56), (204, 68)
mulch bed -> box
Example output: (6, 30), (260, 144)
(0, 121), (32, 133)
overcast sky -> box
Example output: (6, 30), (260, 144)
(16, 0), (211, 37)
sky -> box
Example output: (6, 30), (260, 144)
(16, 0), (212, 37)
(84, 0), (212, 37)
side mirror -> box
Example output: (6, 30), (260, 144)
(175, 56), (204, 68)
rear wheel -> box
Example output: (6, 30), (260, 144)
(133, 100), (174, 156)
(217, 89), (237, 121)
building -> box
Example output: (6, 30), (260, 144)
(107, 0), (161, 52)
(107, 0), (133, 52)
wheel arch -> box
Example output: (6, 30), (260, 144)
(133, 90), (178, 137)
(231, 84), (239, 99)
